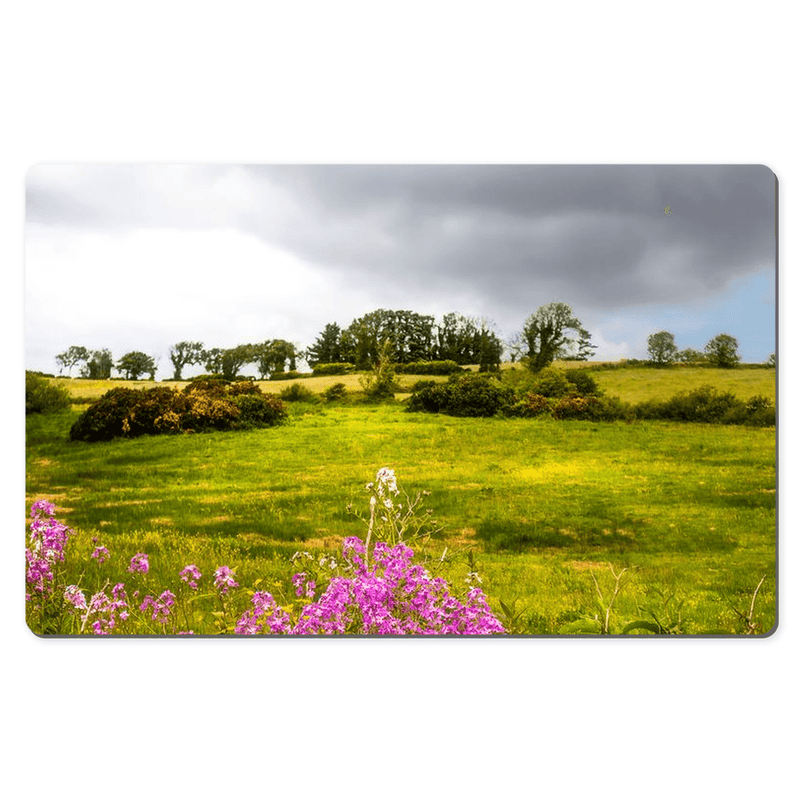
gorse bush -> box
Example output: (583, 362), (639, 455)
(26, 470), (505, 636)
(25, 371), (72, 415)
(69, 383), (287, 441)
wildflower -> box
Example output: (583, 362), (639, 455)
(139, 590), (176, 624)
(214, 565), (239, 595)
(128, 553), (149, 574)
(291, 572), (316, 598)
(64, 585), (87, 610)
(179, 564), (202, 590)
(91, 545), (110, 564)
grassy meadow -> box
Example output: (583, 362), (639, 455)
(27, 364), (776, 635)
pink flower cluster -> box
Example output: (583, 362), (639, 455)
(235, 537), (505, 636)
(179, 564), (202, 590)
(128, 553), (149, 574)
(214, 565), (239, 595)
(64, 582), (130, 634)
(140, 590), (177, 624)
(26, 500), (72, 595)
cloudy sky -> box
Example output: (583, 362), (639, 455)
(25, 164), (776, 377)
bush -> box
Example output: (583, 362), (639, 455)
(228, 381), (261, 396)
(564, 369), (600, 396)
(395, 360), (463, 376)
(628, 385), (772, 426)
(552, 395), (605, 421)
(69, 387), (143, 441)
(324, 382), (347, 402)
(267, 371), (305, 381)
(406, 373), (514, 417)
(312, 363), (354, 376)
(279, 382), (318, 403)
(69, 382), (287, 441)
(26, 372), (71, 415)
(232, 393), (288, 428)
(184, 377), (230, 396)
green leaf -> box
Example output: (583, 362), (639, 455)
(622, 620), (661, 635)
(558, 619), (602, 635)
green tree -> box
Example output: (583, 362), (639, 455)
(169, 341), (204, 380)
(305, 323), (344, 367)
(80, 349), (114, 379)
(522, 302), (593, 372)
(476, 321), (503, 372)
(359, 338), (398, 399)
(676, 347), (706, 363)
(204, 344), (257, 380)
(116, 351), (156, 380)
(254, 339), (301, 377)
(704, 333), (741, 368)
(55, 345), (89, 376)
(647, 331), (679, 366)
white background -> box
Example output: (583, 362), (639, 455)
(3, 2), (795, 798)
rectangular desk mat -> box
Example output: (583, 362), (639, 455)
(25, 164), (777, 637)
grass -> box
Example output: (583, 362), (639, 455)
(26, 366), (777, 635)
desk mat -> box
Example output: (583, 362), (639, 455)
(25, 164), (777, 636)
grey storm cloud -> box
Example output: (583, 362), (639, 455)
(27, 164), (775, 320)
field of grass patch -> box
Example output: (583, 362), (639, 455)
(26, 371), (776, 635)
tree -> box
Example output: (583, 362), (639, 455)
(522, 302), (593, 372)
(476, 321), (503, 372)
(202, 344), (257, 380)
(55, 345), (89, 376)
(169, 341), (204, 380)
(647, 331), (678, 366)
(80, 349), (114, 379)
(359, 337), (398, 399)
(704, 333), (740, 368)
(254, 339), (301, 377)
(305, 323), (344, 367)
(676, 348), (706, 363)
(116, 351), (156, 380)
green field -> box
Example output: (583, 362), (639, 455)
(26, 364), (777, 635)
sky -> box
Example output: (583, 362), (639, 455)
(25, 164), (777, 377)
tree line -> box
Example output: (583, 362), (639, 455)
(54, 302), (768, 382)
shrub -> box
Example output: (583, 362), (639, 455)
(181, 390), (241, 431)
(408, 379), (438, 393)
(519, 393), (552, 417)
(407, 373), (514, 418)
(312, 362), (355, 376)
(26, 372), (71, 415)
(279, 382), (318, 403)
(267, 371), (304, 381)
(552, 395), (605, 421)
(395, 360), (463, 376)
(69, 382), (288, 441)
(228, 380), (261, 396)
(184, 377), (230, 396)
(324, 382), (347, 401)
(564, 369), (600, 396)
(69, 387), (143, 441)
(232, 393), (288, 428)
(125, 387), (188, 436)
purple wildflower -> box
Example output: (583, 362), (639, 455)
(128, 553), (149, 574)
(91, 544), (110, 564)
(213, 565), (239, 595)
(179, 564), (202, 590)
